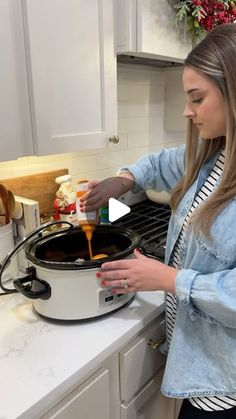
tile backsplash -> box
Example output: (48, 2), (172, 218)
(0, 63), (185, 187)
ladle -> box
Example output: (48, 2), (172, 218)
(0, 184), (10, 224)
(0, 186), (21, 225)
(7, 189), (16, 218)
(92, 254), (108, 260)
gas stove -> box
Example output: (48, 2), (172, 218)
(113, 199), (171, 262)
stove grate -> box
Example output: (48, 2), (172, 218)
(113, 200), (171, 261)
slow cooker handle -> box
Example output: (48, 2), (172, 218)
(13, 267), (51, 300)
(138, 240), (165, 261)
(0, 220), (73, 295)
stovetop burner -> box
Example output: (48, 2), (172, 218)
(113, 199), (171, 262)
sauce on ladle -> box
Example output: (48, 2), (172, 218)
(81, 224), (108, 260)
(76, 180), (108, 260)
(81, 224), (94, 259)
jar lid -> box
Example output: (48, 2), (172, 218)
(55, 175), (72, 184)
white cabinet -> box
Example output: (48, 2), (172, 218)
(114, 0), (191, 62)
(164, 68), (187, 132)
(22, 0), (117, 155)
(0, 0), (33, 161)
(120, 313), (176, 419)
(41, 352), (120, 419)
(119, 314), (166, 401)
(120, 368), (176, 419)
(41, 368), (110, 419)
(0, 0), (117, 162)
(41, 312), (179, 419)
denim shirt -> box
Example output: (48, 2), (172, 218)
(120, 145), (236, 398)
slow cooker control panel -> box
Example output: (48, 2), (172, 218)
(98, 288), (127, 308)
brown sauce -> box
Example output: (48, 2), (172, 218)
(81, 224), (94, 259)
(81, 224), (108, 260)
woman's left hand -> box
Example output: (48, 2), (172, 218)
(97, 249), (178, 294)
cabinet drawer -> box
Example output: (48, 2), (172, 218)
(120, 313), (166, 401)
(121, 367), (175, 419)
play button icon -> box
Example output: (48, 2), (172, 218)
(108, 198), (131, 222)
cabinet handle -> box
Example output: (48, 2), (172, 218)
(109, 135), (119, 144)
(148, 336), (165, 350)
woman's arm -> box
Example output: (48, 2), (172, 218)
(98, 249), (179, 294)
(81, 145), (185, 211)
(176, 267), (236, 328)
(119, 144), (185, 192)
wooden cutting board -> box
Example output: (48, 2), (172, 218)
(0, 169), (68, 215)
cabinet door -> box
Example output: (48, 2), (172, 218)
(120, 313), (166, 401)
(22, 0), (117, 155)
(0, 0), (32, 162)
(115, 0), (191, 62)
(41, 368), (110, 419)
(164, 68), (187, 132)
(121, 368), (176, 419)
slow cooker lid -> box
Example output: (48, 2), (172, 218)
(26, 225), (141, 270)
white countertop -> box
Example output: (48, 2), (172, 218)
(0, 290), (164, 419)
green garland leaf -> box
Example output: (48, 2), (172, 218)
(174, 0), (236, 42)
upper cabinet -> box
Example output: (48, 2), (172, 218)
(0, 0), (117, 161)
(0, 0), (33, 161)
(164, 68), (187, 132)
(114, 0), (191, 62)
(23, 0), (117, 155)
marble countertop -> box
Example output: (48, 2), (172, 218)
(0, 291), (164, 419)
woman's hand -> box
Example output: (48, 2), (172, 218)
(80, 174), (135, 211)
(97, 249), (178, 294)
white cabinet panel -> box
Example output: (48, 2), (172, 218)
(120, 314), (166, 401)
(121, 368), (175, 419)
(22, 0), (117, 155)
(40, 314), (172, 419)
(0, 0), (32, 161)
(164, 68), (187, 132)
(41, 368), (110, 419)
(115, 0), (191, 62)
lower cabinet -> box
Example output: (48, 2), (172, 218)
(120, 368), (175, 419)
(119, 312), (177, 419)
(119, 313), (166, 402)
(41, 368), (110, 419)
(41, 312), (181, 419)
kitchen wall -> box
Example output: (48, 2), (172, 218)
(0, 63), (185, 186)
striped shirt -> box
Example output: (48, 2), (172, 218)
(166, 150), (236, 411)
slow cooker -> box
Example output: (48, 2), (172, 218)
(0, 221), (141, 322)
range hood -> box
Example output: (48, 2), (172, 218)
(117, 54), (184, 69)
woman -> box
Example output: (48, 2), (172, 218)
(80, 23), (236, 418)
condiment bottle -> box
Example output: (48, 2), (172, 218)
(76, 180), (99, 225)
(53, 175), (76, 223)
(99, 206), (110, 224)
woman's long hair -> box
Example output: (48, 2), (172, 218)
(170, 23), (236, 238)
